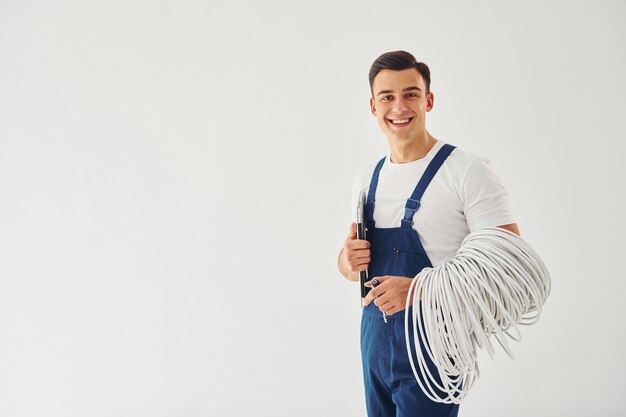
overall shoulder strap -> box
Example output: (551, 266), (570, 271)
(402, 144), (456, 228)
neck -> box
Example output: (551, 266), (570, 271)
(388, 131), (437, 163)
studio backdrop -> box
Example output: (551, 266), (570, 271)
(1, 1), (625, 416)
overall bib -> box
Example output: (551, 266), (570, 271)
(360, 144), (459, 417)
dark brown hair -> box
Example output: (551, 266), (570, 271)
(368, 50), (431, 95)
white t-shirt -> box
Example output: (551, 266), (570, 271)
(351, 140), (516, 267)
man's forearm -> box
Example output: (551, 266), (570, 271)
(338, 248), (360, 282)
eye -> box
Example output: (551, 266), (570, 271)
(406, 93), (418, 99)
(381, 95), (393, 101)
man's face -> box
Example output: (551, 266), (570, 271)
(369, 68), (433, 143)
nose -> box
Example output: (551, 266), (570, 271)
(390, 97), (409, 113)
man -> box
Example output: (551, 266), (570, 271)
(337, 50), (519, 417)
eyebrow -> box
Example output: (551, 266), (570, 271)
(376, 86), (422, 96)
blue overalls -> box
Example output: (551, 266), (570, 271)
(360, 144), (460, 417)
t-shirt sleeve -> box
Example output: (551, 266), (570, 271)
(461, 158), (516, 232)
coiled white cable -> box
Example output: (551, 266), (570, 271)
(404, 227), (550, 404)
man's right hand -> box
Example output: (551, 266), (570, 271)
(341, 222), (371, 273)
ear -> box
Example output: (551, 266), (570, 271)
(426, 91), (434, 112)
(370, 96), (377, 116)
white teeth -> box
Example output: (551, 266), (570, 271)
(390, 118), (410, 124)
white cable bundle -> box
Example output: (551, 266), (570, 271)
(404, 226), (550, 404)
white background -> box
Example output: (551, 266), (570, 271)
(1, 1), (625, 416)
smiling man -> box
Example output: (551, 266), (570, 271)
(338, 51), (519, 417)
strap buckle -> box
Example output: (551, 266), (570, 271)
(403, 198), (421, 227)
(405, 198), (421, 211)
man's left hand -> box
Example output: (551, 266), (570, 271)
(363, 276), (416, 316)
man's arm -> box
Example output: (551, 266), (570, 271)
(497, 223), (520, 235)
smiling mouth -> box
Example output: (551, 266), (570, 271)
(387, 117), (414, 127)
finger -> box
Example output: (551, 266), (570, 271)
(348, 222), (357, 239)
(374, 297), (390, 308)
(387, 301), (409, 315)
(352, 252), (370, 263)
(375, 275), (392, 283)
(348, 247), (370, 258)
(348, 240), (370, 250)
(363, 286), (379, 306)
(385, 305), (400, 316)
(368, 276), (391, 290)
(363, 293), (373, 306)
(372, 287), (389, 304)
(348, 258), (370, 272)
(372, 291), (387, 306)
(354, 264), (368, 272)
(365, 277), (382, 288)
(347, 250), (369, 264)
